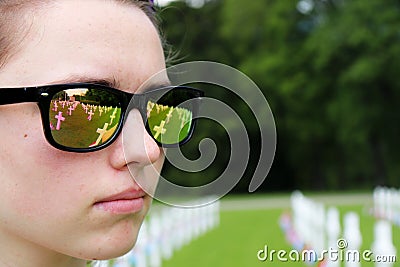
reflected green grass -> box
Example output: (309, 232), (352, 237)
(162, 197), (399, 267)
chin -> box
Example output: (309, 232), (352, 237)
(99, 238), (138, 260)
(86, 214), (145, 261)
(89, 230), (139, 260)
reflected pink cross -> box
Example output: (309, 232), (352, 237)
(55, 111), (65, 130)
(88, 110), (94, 121)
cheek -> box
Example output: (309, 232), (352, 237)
(0, 104), (88, 223)
(0, 103), (43, 145)
(0, 143), (82, 224)
(0, 103), (163, 258)
(0, 128), (98, 257)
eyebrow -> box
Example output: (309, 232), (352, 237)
(50, 75), (121, 89)
(49, 74), (172, 93)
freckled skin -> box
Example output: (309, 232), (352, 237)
(0, 1), (167, 266)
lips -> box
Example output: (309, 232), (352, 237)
(96, 188), (146, 202)
(94, 188), (146, 214)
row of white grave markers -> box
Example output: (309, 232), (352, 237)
(50, 100), (117, 131)
(53, 100), (114, 115)
(105, 197), (220, 267)
(289, 191), (326, 255)
(282, 191), (397, 267)
(372, 186), (400, 226)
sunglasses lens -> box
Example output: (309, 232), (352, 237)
(49, 88), (122, 149)
(146, 88), (199, 146)
(147, 101), (193, 145)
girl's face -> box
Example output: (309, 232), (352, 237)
(0, 0), (166, 265)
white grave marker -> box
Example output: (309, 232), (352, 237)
(326, 207), (340, 267)
(343, 212), (362, 267)
(371, 220), (396, 267)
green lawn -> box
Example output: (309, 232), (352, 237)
(161, 198), (399, 267)
(162, 208), (292, 267)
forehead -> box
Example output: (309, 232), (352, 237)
(0, 0), (166, 91)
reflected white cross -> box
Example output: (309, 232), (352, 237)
(153, 120), (167, 139)
(89, 123), (109, 147)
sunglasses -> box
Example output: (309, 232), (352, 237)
(0, 83), (203, 153)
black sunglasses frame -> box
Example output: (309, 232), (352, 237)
(0, 83), (203, 153)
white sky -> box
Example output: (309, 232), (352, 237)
(155, 0), (209, 8)
(154, 0), (175, 6)
(66, 89), (88, 96)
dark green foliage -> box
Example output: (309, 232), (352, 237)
(159, 0), (400, 192)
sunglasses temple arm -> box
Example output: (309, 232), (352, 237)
(0, 87), (40, 105)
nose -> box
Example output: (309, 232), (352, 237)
(108, 109), (162, 170)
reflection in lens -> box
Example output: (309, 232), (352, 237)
(147, 100), (192, 145)
(49, 88), (121, 148)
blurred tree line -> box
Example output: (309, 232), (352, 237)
(158, 0), (400, 192)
